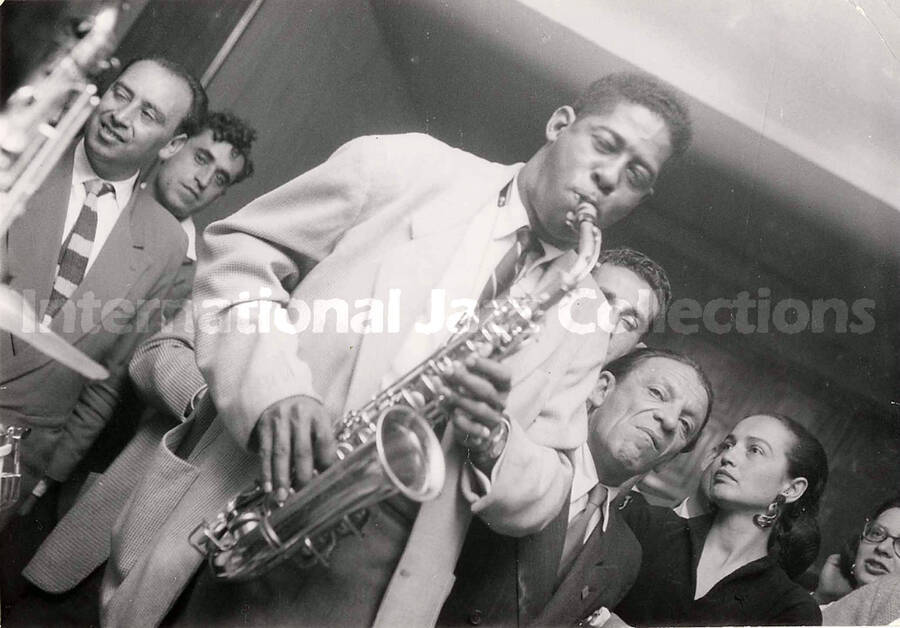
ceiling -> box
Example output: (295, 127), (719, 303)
(372, 0), (900, 410)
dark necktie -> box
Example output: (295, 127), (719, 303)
(43, 179), (114, 325)
(557, 483), (608, 579)
(477, 225), (543, 305)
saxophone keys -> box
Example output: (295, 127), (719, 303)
(302, 536), (331, 568)
(401, 388), (426, 409)
(337, 509), (369, 539)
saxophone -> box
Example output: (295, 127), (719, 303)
(189, 203), (602, 580)
(0, 425), (30, 510)
(0, 3), (121, 235)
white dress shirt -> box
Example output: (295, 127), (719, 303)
(384, 172), (563, 386)
(568, 442), (622, 543)
(61, 140), (138, 273)
(180, 216), (197, 261)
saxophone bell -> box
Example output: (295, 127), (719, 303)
(190, 403), (445, 580)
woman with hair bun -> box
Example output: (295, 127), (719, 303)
(612, 414), (827, 626)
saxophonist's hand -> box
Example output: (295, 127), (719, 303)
(252, 395), (336, 504)
(442, 355), (512, 474)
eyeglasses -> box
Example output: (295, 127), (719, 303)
(861, 520), (900, 559)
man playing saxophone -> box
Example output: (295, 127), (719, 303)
(100, 72), (692, 626)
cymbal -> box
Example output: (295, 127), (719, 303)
(0, 284), (109, 380)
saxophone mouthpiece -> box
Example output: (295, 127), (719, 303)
(575, 200), (598, 226)
(565, 199), (598, 233)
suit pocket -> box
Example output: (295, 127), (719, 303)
(111, 420), (200, 577)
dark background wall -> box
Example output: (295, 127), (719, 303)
(198, 0), (422, 230)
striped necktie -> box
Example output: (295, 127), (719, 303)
(477, 225), (543, 305)
(557, 483), (608, 580)
(42, 179), (114, 325)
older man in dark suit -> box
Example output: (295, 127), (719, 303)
(438, 251), (689, 627)
(442, 347), (713, 627)
(534, 347), (712, 625)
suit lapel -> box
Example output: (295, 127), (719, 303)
(6, 145), (75, 312)
(344, 181), (499, 412)
(515, 492), (570, 623)
(2, 148), (75, 379)
(539, 495), (635, 624)
(503, 250), (576, 387)
(2, 180), (147, 381)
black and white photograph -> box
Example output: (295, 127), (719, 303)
(1, 0), (898, 626)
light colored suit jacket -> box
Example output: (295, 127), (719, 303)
(23, 304), (203, 592)
(821, 575), (900, 626)
(0, 143), (187, 488)
(99, 134), (609, 626)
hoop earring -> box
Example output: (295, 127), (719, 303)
(753, 493), (787, 529)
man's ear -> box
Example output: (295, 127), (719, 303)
(780, 476), (809, 504)
(158, 133), (188, 160)
(545, 105), (577, 143)
(589, 371), (616, 408)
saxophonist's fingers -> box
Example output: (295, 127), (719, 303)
(463, 355), (511, 394)
(311, 411), (336, 470)
(292, 410), (314, 490)
(273, 411), (292, 504)
(451, 397), (500, 433)
(256, 415), (275, 494)
(444, 361), (505, 410)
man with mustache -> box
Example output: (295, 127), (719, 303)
(535, 347), (713, 625)
(0, 56), (205, 547)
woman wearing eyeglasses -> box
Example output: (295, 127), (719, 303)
(816, 496), (900, 625)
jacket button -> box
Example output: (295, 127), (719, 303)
(468, 609), (483, 625)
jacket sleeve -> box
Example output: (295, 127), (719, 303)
(193, 136), (389, 449)
(460, 293), (610, 536)
(43, 237), (186, 482)
(128, 302), (205, 421)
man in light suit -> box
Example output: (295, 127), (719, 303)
(97, 72), (692, 626)
(0, 56), (206, 607)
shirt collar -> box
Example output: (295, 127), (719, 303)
(571, 442), (600, 502)
(572, 442), (623, 532)
(180, 216), (197, 261)
(73, 138), (139, 209)
(572, 443), (628, 501)
(492, 175), (564, 262)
